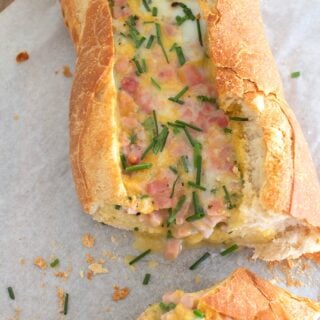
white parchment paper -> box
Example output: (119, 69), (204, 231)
(0, 0), (319, 319)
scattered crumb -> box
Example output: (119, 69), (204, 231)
(16, 51), (29, 63)
(82, 233), (95, 248)
(9, 308), (21, 320)
(88, 263), (108, 275)
(286, 276), (302, 287)
(56, 287), (65, 313)
(98, 258), (106, 264)
(19, 258), (26, 266)
(63, 65), (72, 77)
(304, 252), (320, 264)
(103, 250), (117, 260)
(13, 114), (20, 121)
(33, 257), (47, 270)
(112, 286), (130, 301)
(87, 270), (94, 281)
(148, 260), (158, 269)
(79, 270), (84, 278)
(55, 271), (69, 279)
(194, 275), (202, 284)
(86, 253), (95, 264)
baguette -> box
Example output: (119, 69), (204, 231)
(137, 268), (320, 320)
(60, 0), (320, 260)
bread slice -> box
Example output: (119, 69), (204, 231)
(60, 0), (320, 260)
(137, 268), (320, 320)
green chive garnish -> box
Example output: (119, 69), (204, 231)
(7, 287), (15, 300)
(223, 127), (232, 134)
(63, 293), (69, 315)
(146, 35), (155, 49)
(175, 46), (186, 66)
(152, 7), (158, 16)
(142, 0), (151, 12)
(141, 139), (155, 160)
(193, 142), (201, 166)
(183, 127), (194, 146)
(189, 252), (210, 270)
(129, 133), (138, 144)
(152, 126), (169, 153)
(159, 302), (176, 312)
(167, 195), (187, 225)
(153, 110), (159, 136)
(291, 71), (301, 78)
(120, 154), (127, 169)
(137, 36), (146, 48)
(210, 188), (218, 194)
(126, 16), (145, 48)
(125, 163), (152, 172)
(151, 77), (161, 89)
(168, 86), (189, 104)
(187, 181), (206, 191)
(167, 122), (184, 128)
(143, 273), (151, 285)
(170, 176), (180, 198)
(172, 2), (195, 25)
(222, 185), (236, 209)
(180, 155), (189, 173)
(195, 154), (202, 185)
(186, 192), (205, 222)
(132, 57), (144, 74)
(169, 166), (178, 174)
(229, 116), (249, 121)
(175, 120), (202, 132)
(193, 309), (205, 318)
(167, 229), (173, 239)
(197, 95), (216, 104)
(196, 16), (203, 47)
(169, 42), (178, 51)
(220, 244), (239, 256)
(129, 249), (151, 265)
(155, 23), (169, 63)
(50, 258), (60, 268)
(142, 59), (147, 72)
(114, 205), (122, 210)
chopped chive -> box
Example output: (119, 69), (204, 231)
(146, 35), (155, 49)
(168, 86), (189, 104)
(152, 110), (159, 136)
(142, 117), (155, 131)
(129, 249), (151, 265)
(223, 127), (232, 134)
(193, 309), (205, 318)
(141, 194), (149, 199)
(142, 0), (151, 11)
(141, 139), (155, 160)
(137, 36), (146, 48)
(175, 120), (202, 132)
(220, 244), (239, 256)
(129, 133), (138, 144)
(143, 21), (155, 24)
(169, 42), (178, 52)
(180, 155), (189, 173)
(183, 127), (194, 146)
(169, 166), (178, 174)
(210, 188), (218, 194)
(189, 252), (210, 270)
(186, 191), (205, 221)
(196, 16), (203, 47)
(126, 16), (145, 48)
(172, 2), (195, 25)
(125, 163), (152, 172)
(175, 46), (186, 66)
(152, 126), (169, 153)
(197, 95), (216, 104)
(151, 77), (161, 90)
(142, 59), (148, 72)
(132, 57), (144, 74)
(170, 175), (180, 198)
(195, 155), (202, 185)
(229, 116), (249, 122)
(159, 302), (176, 312)
(193, 142), (201, 167)
(143, 273), (151, 285)
(187, 181), (206, 191)
(186, 212), (205, 222)
(120, 32), (127, 38)
(222, 185), (235, 209)
(291, 71), (301, 78)
(120, 154), (127, 169)
(50, 258), (60, 268)
(152, 6), (158, 16)
(167, 195), (187, 225)
(114, 204), (122, 210)
(7, 287), (15, 300)
(63, 293), (69, 315)
(155, 23), (169, 63)
(167, 229), (173, 239)
(167, 122), (184, 128)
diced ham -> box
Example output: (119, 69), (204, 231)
(175, 201), (191, 225)
(209, 145), (235, 172)
(127, 145), (143, 165)
(164, 239), (182, 260)
(192, 216), (226, 239)
(207, 199), (224, 216)
(134, 88), (154, 113)
(180, 294), (196, 309)
(121, 76), (139, 94)
(138, 210), (167, 227)
(146, 178), (173, 209)
(121, 117), (139, 130)
(172, 223), (194, 239)
(158, 65), (176, 81)
(196, 109), (229, 132)
(115, 57), (133, 74)
(113, 1), (130, 19)
(178, 64), (204, 87)
(162, 291), (181, 305)
(164, 23), (177, 37)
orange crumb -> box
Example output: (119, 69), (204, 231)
(56, 287), (65, 313)
(63, 65), (72, 77)
(87, 270), (94, 281)
(267, 261), (279, 270)
(55, 271), (69, 279)
(98, 258), (106, 264)
(34, 257), (47, 270)
(9, 308), (21, 320)
(19, 258), (26, 266)
(16, 51), (29, 63)
(112, 286), (130, 301)
(88, 263), (108, 274)
(194, 275), (202, 284)
(304, 252), (320, 264)
(82, 233), (95, 248)
(13, 114), (20, 121)
(286, 275), (302, 287)
(86, 253), (95, 264)
(103, 251), (117, 260)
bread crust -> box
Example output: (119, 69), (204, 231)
(138, 268), (320, 320)
(61, 0), (320, 227)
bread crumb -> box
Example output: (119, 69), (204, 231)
(16, 51), (29, 63)
(194, 275), (202, 284)
(13, 114), (20, 121)
(56, 287), (65, 313)
(286, 275), (302, 287)
(55, 271), (69, 279)
(63, 65), (72, 77)
(87, 270), (94, 281)
(9, 308), (21, 320)
(34, 257), (47, 270)
(82, 233), (95, 248)
(148, 260), (158, 269)
(79, 270), (84, 278)
(98, 258), (106, 264)
(112, 286), (130, 301)
(86, 253), (95, 264)
(111, 236), (117, 243)
(19, 258), (26, 266)
(88, 263), (108, 275)
(103, 250), (117, 260)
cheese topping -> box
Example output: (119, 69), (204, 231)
(111, 0), (242, 258)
